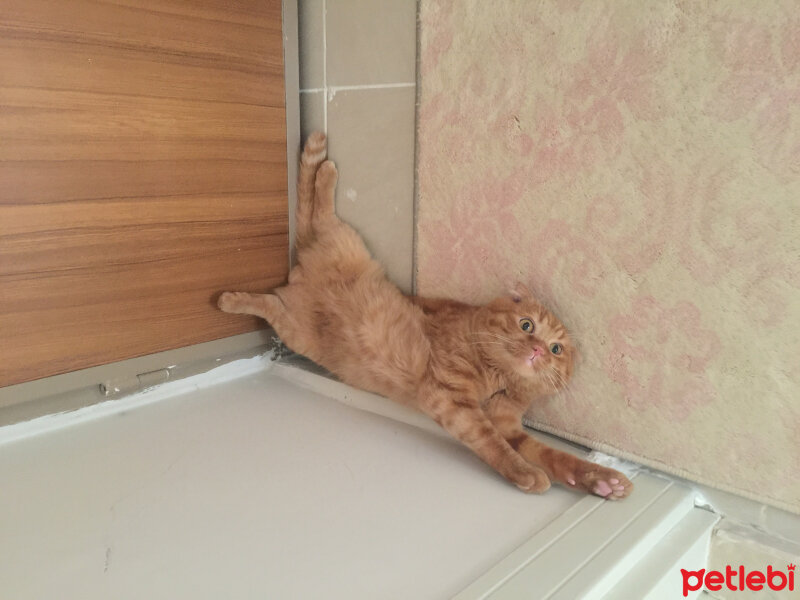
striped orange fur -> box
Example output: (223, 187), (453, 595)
(219, 132), (632, 499)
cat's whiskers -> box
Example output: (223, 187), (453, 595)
(550, 373), (572, 398)
(464, 340), (507, 357)
(468, 340), (508, 347)
(547, 366), (577, 403)
(549, 366), (569, 389)
(467, 341), (506, 349)
(543, 370), (559, 394)
(470, 332), (515, 344)
(542, 369), (554, 387)
(548, 384), (570, 405)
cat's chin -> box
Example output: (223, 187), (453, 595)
(518, 358), (558, 389)
(524, 354), (543, 369)
(516, 358), (542, 379)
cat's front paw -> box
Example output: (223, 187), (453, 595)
(563, 463), (633, 500)
(514, 465), (551, 494)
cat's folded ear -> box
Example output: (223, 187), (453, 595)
(508, 281), (533, 303)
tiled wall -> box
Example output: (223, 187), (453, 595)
(298, 0), (417, 292)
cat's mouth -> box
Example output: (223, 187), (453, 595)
(525, 352), (540, 367)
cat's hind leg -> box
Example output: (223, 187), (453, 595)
(296, 132), (327, 248)
(304, 159), (374, 276)
(311, 159), (339, 232)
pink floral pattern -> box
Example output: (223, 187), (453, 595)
(418, 0), (800, 513)
(708, 16), (800, 178)
(419, 174), (524, 291)
(605, 296), (721, 421)
(526, 219), (608, 301)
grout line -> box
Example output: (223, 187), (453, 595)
(301, 83), (417, 94)
(329, 82), (417, 91)
(322, 0), (327, 133)
(412, 0), (421, 296)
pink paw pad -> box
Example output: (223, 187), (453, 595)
(567, 477), (576, 486)
(610, 478), (619, 484)
(593, 480), (613, 497)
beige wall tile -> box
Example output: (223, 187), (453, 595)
(299, 91), (325, 142)
(298, 0), (323, 89)
(327, 86), (416, 291)
(326, 0), (417, 86)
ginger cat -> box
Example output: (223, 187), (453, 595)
(219, 132), (632, 499)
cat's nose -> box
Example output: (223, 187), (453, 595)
(532, 346), (544, 357)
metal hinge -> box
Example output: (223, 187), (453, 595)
(99, 368), (171, 398)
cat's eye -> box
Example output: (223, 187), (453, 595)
(519, 318), (534, 333)
(550, 343), (563, 355)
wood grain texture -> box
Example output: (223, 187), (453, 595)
(0, 0), (289, 387)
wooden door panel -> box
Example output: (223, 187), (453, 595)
(0, 0), (288, 387)
(0, 38), (282, 106)
(1, 88), (285, 161)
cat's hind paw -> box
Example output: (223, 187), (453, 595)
(315, 160), (338, 186)
(302, 131), (327, 166)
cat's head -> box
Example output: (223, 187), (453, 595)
(475, 282), (575, 391)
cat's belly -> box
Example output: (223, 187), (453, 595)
(310, 282), (431, 401)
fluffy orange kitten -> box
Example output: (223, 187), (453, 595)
(219, 132), (632, 499)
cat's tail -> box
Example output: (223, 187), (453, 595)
(296, 131), (327, 247)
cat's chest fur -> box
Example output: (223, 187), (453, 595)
(479, 372), (542, 412)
